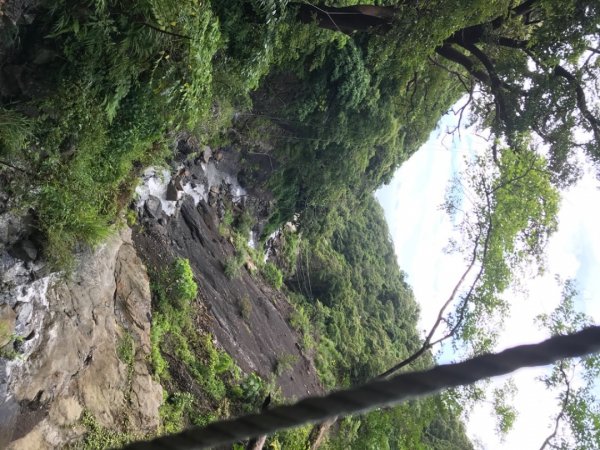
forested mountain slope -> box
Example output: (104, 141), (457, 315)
(1, 0), (598, 448)
(281, 194), (473, 448)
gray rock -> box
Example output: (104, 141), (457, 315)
(144, 196), (162, 219)
(13, 302), (33, 336)
(166, 180), (179, 201)
(4, 229), (162, 448)
(177, 138), (196, 156)
(202, 146), (212, 163)
(20, 241), (37, 261)
(0, 215), (24, 250)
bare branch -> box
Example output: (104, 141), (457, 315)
(539, 364), (572, 450)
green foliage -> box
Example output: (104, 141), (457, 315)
(288, 301), (314, 350)
(280, 228), (300, 275)
(159, 392), (194, 435)
(492, 381), (518, 436)
(444, 146), (560, 352)
(224, 255), (244, 280)
(325, 396), (472, 450)
(116, 332), (135, 369)
(222, 207), (234, 229)
(150, 257), (232, 400)
(171, 258), (198, 305)
(281, 194), (474, 448)
(0, 0), (279, 267)
(76, 411), (135, 449)
(536, 279), (600, 450)
(234, 209), (254, 237)
(288, 195), (424, 387)
(148, 257), (270, 433)
(262, 262), (283, 289)
(238, 295), (252, 320)
(0, 108), (32, 156)
(236, 372), (265, 403)
(269, 424), (312, 450)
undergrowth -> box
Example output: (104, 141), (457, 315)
(74, 411), (136, 450)
(149, 257), (272, 434)
(0, 0), (310, 268)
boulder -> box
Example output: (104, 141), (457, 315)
(166, 180), (179, 201)
(177, 137), (197, 156)
(144, 195), (162, 219)
(202, 145), (212, 163)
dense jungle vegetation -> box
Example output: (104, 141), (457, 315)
(1, 0), (599, 448)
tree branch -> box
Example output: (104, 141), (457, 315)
(378, 191), (495, 380)
(553, 65), (600, 143)
(435, 45), (491, 86)
(539, 364), (572, 450)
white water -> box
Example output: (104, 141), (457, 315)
(135, 162), (248, 217)
(134, 167), (178, 216)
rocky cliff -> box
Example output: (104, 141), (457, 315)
(0, 227), (162, 448)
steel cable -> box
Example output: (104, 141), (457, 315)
(122, 326), (600, 450)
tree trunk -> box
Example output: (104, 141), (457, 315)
(294, 3), (395, 34)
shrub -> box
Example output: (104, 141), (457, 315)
(262, 262), (283, 289)
(239, 295), (252, 320)
(234, 210), (254, 237)
(224, 255), (244, 279)
(238, 372), (265, 403)
(288, 305), (314, 350)
(274, 353), (298, 376)
(78, 411), (135, 449)
(171, 258), (198, 305)
(159, 392), (194, 435)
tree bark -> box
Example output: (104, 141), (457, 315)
(294, 3), (394, 34)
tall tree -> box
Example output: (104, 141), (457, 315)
(294, 0), (600, 184)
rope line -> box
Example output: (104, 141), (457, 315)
(122, 326), (600, 450)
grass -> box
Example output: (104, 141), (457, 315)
(117, 331), (136, 400)
(274, 353), (298, 376)
(0, 108), (33, 156)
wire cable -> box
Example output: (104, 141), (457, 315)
(122, 326), (600, 450)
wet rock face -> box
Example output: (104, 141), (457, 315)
(1, 229), (162, 449)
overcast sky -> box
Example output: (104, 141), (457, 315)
(375, 114), (600, 449)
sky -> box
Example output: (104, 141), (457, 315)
(375, 114), (600, 449)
